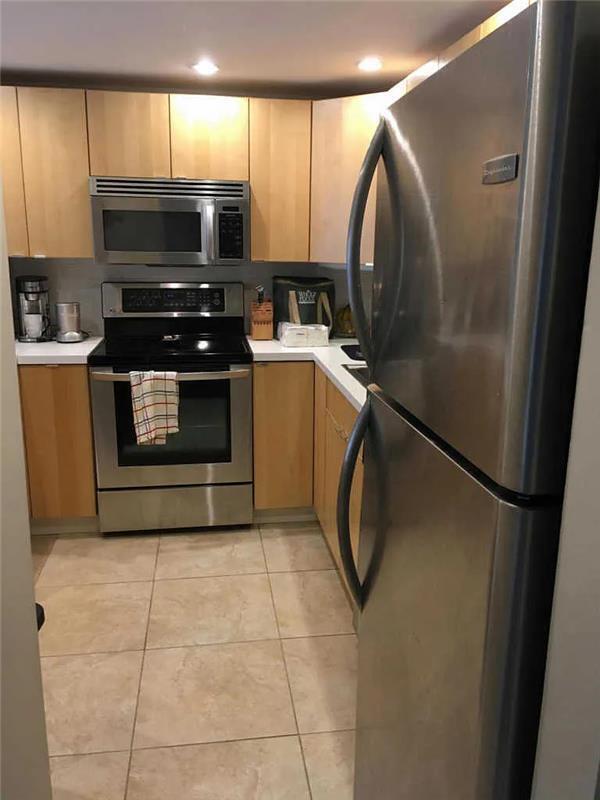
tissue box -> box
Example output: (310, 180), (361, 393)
(278, 323), (329, 347)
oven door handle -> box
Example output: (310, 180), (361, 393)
(90, 368), (251, 382)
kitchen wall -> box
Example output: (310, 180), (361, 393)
(8, 258), (372, 336)
(531, 192), (600, 800)
(1, 204), (52, 800)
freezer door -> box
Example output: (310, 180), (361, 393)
(355, 390), (558, 800)
(371, 2), (600, 495)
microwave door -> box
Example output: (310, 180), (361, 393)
(92, 196), (213, 266)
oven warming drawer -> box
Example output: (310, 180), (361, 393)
(98, 483), (253, 533)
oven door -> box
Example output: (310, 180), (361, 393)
(91, 196), (216, 265)
(89, 364), (252, 488)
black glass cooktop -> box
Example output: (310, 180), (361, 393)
(88, 334), (252, 366)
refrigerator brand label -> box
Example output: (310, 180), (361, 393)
(482, 153), (519, 184)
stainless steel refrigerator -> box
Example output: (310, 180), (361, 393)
(337, 3), (600, 798)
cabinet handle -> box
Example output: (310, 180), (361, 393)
(33, 254), (47, 258)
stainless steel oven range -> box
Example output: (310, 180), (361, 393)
(88, 282), (253, 533)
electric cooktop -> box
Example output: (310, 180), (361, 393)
(88, 333), (253, 366)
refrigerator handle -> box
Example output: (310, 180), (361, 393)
(337, 396), (370, 609)
(346, 118), (385, 367)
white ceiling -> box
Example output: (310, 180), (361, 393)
(0, 0), (503, 98)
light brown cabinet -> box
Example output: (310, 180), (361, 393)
(18, 87), (93, 258)
(310, 94), (383, 264)
(253, 361), (314, 509)
(249, 98), (311, 261)
(319, 374), (364, 599)
(18, 365), (96, 519)
(3, 85), (380, 264)
(87, 90), (171, 177)
(170, 94), (249, 180)
(0, 86), (29, 256)
(314, 366), (327, 526)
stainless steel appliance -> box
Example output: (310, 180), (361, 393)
(90, 177), (249, 266)
(16, 275), (51, 342)
(88, 282), (253, 533)
(55, 302), (87, 343)
(337, 3), (600, 799)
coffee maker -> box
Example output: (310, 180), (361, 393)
(16, 276), (51, 342)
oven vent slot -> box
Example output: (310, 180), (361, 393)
(90, 177), (248, 199)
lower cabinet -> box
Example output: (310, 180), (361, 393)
(316, 366), (364, 598)
(253, 361), (314, 509)
(313, 365), (327, 525)
(18, 365), (96, 519)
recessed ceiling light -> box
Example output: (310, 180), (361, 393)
(358, 56), (383, 73)
(193, 58), (219, 76)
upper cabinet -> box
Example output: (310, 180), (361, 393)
(310, 93), (382, 264)
(249, 98), (311, 262)
(87, 90), (170, 177)
(0, 86), (29, 256)
(18, 87), (93, 258)
(170, 94), (249, 180)
(2, 86), (381, 264)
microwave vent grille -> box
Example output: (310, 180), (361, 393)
(90, 177), (248, 199)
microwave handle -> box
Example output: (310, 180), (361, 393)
(90, 368), (251, 382)
(205, 202), (217, 262)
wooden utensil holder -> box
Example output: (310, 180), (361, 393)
(250, 301), (273, 340)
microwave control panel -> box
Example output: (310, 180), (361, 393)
(218, 207), (244, 260)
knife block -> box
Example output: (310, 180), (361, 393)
(250, 301), (273, 340)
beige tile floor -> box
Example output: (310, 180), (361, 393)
(32, 524), (356, 800)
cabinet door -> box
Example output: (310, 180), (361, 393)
(323, 383), (364, 596)
(350, 456), (364, 562)
(324, 410), (364, 599)
(249, 98), (311, 261)
(0, 86), (29, 256)
(87, 90), (170, 177)
(310, 94), (383, 264)
(314, 366), (327, 527)
(18, 87), (92, 257)
(18, 365), (96, 519)
(170, 94), (248, 180)
(253, 361), (314, 509)
(323, 409), (345, 566)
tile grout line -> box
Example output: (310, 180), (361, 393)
(47, 728), (359, 761)
(122, 536), (161, 800)
(39, 631), (359, 662)
(259, 533), (314, 800)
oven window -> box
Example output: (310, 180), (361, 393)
(114, 379), (230, 466)
(103, 210), (202, 252)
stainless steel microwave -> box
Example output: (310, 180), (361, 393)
(90, 177), (249, 266)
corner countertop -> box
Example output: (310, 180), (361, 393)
(249, 339), (367, 410)
(15, 337), (103, 365)
(14, 336), (367, 410)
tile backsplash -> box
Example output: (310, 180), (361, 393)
(9, 259), (372, 336)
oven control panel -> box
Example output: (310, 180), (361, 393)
(121, 287), (225, 314)
(102, 283), (245, 318)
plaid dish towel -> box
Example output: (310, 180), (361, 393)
(129, 371), (179, 445)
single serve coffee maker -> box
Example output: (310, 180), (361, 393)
(16, 276), (51, 342)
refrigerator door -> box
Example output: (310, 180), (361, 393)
(370, 1), (599, 495)
(355, 389), (559, 800)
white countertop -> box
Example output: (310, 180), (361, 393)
(15, 337), (103, 365)
(250, 338), (366, 410)
(15, 336), (367, 409)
